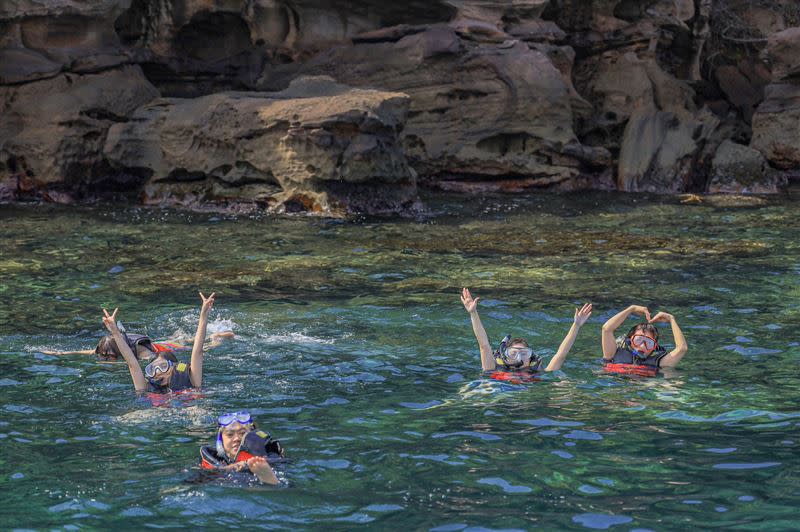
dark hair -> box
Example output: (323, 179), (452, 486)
(95, 334), (161, 361)
(95, 335), (122, 359)
(626, 323), (659, 342)
(159, 351), (178, 364)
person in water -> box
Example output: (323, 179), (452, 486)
(601, 305), (687, 370)
(42, 327), (233, 362)
(200, 411), (282, 485)
(461, 288), (592, 373)
(100, 292), (216, 393)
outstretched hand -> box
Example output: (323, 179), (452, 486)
(101, 308), (119, 333)
(246, 456), (270, 471)
(629, 305), (651, 322)
(460, 288), (480, 314)
(199, 292), (216, 316)
(573, 303), (592, 326)
(649, 311), (674, 324)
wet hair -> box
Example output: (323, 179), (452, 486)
(159, 350), (178, 364)
(626, 323), (659, 342)
(95, 335), (122, 359)
(94, 335), (162, 361)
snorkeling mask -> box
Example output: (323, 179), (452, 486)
(218, 412), (253, 427)
(144, 358), (173, 384)
(216, 411), (254, 457)
(494, 335), (539, 369)
(625, 325), (659, 358)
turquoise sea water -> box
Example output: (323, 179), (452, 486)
(1, 192), (799, 530)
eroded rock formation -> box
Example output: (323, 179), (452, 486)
(1, 0), (798, 214)
(103, 76), (417, 215)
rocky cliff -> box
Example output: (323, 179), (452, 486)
(1, 0), (798, 214)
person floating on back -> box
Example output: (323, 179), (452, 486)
(601, 305), (687, 375)
(461, 288), (592, 379)
(42, 324), (233, 363)
(199, 411), (283, 485)
(101, 292), (216, 394)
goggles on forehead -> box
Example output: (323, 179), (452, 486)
(144, 358), (173, 379)
(218, 411), (253, 427)
(631, 335), (656, 350)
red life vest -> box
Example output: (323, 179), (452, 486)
(152, 341), (186, 353)
(489, 370), (541, 384)
(603, 363), (658, 378)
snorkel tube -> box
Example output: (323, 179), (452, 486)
(493, 335), (513, 368)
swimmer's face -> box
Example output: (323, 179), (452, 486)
(507, 342), (533, 367)
(221, 422), (252, 457)
(630, 328), (657, 355)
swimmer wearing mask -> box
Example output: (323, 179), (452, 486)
(461, 288), (592, 376)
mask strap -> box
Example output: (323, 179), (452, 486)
(216, 430), (227, 459)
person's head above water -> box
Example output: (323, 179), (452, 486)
(142, 353), (180, 386)
(95, 335), (156, 361)
(625, 323), (659, 356)
(495, 336), (540, 369)
(216, 412), (255, 458)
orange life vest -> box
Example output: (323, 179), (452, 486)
(489, 370), (541, 384)
(603, 363), (658, 378)
(200, 430), (283, 470)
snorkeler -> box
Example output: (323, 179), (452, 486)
(601, 305), (688, 372)
(42, 328), (233, 362)
(200, 411), (283, 485)
(100, 292), (216, 393)
(461, 288), (592, 374)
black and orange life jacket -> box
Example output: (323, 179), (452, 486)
(149, 362), (193, 394)
(603, 338), (667, 377)
(200, 430), (284, 470)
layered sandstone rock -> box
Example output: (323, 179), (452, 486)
(264, 26), (611, 191)
(103, 76), (417, 215)
(0, 66), (159, 200)
(1, 0), (798, 212)
(750, 27), (800, 171)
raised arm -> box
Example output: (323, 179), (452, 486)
(546, 303), (592, 372)
(101, 308), (148, 392)
(189, 292), (215, 388)
(601, 305), (650, 359)
(461, 288), (494, 371)
(650, 312), (687, 368)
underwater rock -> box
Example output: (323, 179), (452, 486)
(103, 76), (418, 216)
